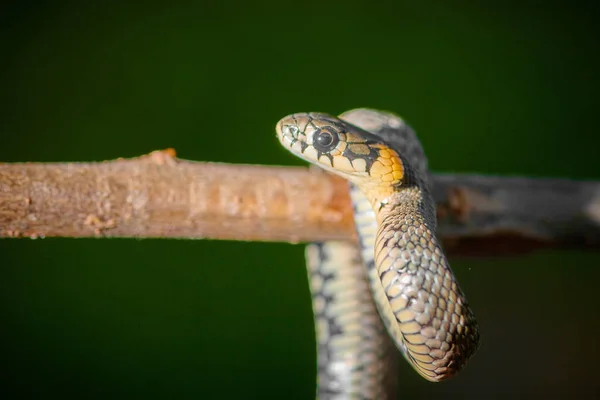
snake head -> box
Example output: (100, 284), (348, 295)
(276, 112), (406, 189)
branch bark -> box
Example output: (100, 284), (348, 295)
(1, 149), (599, 255)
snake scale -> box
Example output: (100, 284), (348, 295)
(276, 108), (480, 399)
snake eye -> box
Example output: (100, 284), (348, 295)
(313, 127), (339, 152)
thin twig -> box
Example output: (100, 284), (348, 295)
(1, 149), (599, 255)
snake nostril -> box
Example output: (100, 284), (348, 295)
(285, 125), (299, 136)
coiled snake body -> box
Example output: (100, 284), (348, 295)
(276, 109), (480, 398)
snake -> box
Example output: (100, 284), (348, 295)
(276, 108), (480, 398)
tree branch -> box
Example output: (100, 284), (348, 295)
(1, 149), (599, 255)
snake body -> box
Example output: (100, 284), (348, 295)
(306, 241), (397, 399)
(276, 109), (480, 397)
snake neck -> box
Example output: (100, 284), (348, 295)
(360, 185), (436, 231)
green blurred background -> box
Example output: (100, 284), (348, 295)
(1, 1), (599, 399)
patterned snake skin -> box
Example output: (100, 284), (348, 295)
(276, 108), (480, 397)
(306, 241), (397, 399)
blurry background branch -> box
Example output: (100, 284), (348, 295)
(1, 149), (599, 256)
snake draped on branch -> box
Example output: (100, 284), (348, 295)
(276, 108), (480, 399)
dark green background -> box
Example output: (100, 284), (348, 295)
(1, 2), (599, 399)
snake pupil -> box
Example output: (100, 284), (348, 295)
(313, 128), (339, 152)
